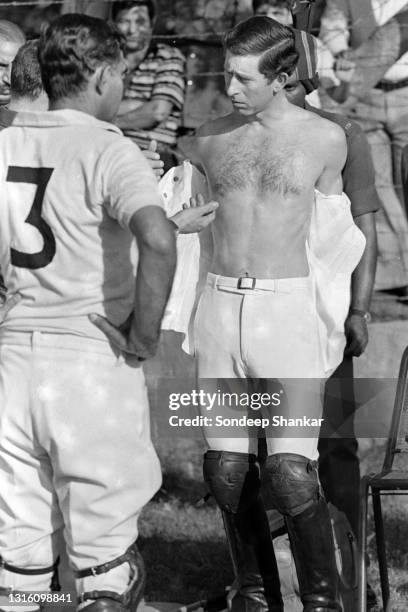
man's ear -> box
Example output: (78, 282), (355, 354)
(95, 65), (109, 96)
(273, 72), (290, 93)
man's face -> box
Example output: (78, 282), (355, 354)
(115, 5), (152, 52)
(224, 51), (276, 115)
(255, 4), (293, 25)
(0, 38), (21, 105)
(100, 54), (128, 122)
(284, 80), (307, 107)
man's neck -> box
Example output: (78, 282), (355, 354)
(49, 96), (98, 119)
(9, 94), (48, 112)
(125, 43), (150, 70)
(252, 91), (291, 125)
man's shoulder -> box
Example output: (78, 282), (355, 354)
(153, 43), (185, 62)
(298, 105), (345, 142)
(194, 113), (235, 138)
(307, 104), (362, 139)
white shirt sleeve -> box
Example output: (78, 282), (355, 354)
(102, 137), (163, 228)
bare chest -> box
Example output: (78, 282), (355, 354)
(203, 134), (315, 198)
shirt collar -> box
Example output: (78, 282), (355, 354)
(5, 108), (122, 134)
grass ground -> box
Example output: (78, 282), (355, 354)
(139, 437), (408, 611)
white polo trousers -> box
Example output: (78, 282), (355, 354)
(0, 331), (161, 595)
(194, 273), (325, 459)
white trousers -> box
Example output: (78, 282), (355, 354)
(194, 274), (326, 459)
(0, 331), (161, 596)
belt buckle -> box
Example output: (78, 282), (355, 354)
(237, 276), (256, 290)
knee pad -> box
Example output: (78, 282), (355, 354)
(76, 542), (145, 612)
(203, 450), (260, 514)
(263, 453), (322, 517)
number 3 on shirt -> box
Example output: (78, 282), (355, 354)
(7, 166), (56, 269)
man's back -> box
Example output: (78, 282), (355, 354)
(0, 108), (161, 339)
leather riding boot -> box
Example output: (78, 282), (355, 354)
(222, 499), (284, 612)
(203, 451), (283, 612)
(285, 497), (341, 611)
(263, 453), (341, 612)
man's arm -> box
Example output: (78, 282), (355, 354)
(117, 46), (185, 132)
(91, 206), (176, 359)
(344, 212), (377, 357)
(315, 121), (347, 194)
(116, 98), (173, 131)
(128, 206), (177, 357)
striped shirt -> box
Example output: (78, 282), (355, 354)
(123, 43), (186, 149)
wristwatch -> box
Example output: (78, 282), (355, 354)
(349, 308), (371, 323)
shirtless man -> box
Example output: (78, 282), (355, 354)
(184, 17), (353, 611)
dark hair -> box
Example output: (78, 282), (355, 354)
(224, 16), (298, 81)
(112, 0), (156, 23)
(252, 0), (292, 12)
(39, 13), (125, 103)
(11, 40), (44, 101)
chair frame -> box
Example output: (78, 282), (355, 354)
(358, 346), (408, 611)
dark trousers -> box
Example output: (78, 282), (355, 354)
(318, 356), (360, 538)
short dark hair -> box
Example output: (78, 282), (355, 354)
(252, 0), (293, 12)
(11, 40), (44, 101)
(112, 0), (156, 23)
(224, 16), (298, 82)
(39, 13), (125, 103)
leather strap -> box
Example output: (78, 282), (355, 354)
(0, 556), (59, 576)
(74, 544), (136, 579)
(78, 591), (124, 605)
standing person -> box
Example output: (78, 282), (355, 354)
(184, 16), (365, 612)
(0, 39), (48, 129)
(113, 0), (186, 172)
(283, 30), (379, 609)
(320, 0), (408, 294)
(0, 19), (25, 106)
(0, 13), (176, 612)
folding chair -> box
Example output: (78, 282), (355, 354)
(358, 346), (408, 611)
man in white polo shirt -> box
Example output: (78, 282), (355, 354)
(0, 13), (176, 612)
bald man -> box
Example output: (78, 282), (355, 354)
(0, 20), (25, 106)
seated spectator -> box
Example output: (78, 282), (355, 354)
(0, 20), (25, 106)
(252, 0), (292, 24)
(113, 0), (186, 172)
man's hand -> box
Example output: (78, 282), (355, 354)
(142, 140), (164, 179)
(89, 312), (157, 360)
(344, 313), (368, 357)
(171, 194), (219, 234)
(0, 292), (22, 324)
(334, 53), (356, 83)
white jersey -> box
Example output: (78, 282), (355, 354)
(0, 109), (163, 340)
